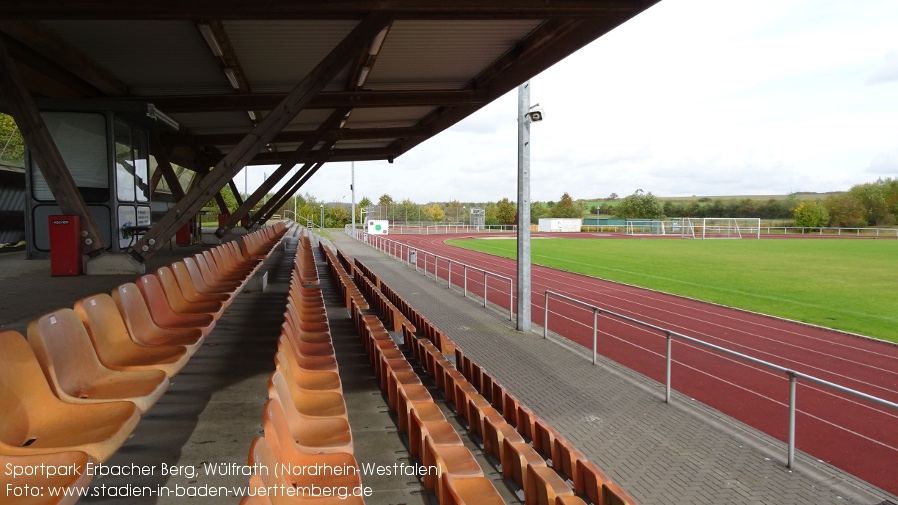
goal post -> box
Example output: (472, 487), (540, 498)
(698, 218), (761, 239)
(625, 219), (666, 236)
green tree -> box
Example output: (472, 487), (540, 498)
(0, 114), (25, 167)
(823, 193), (866, 227)
(358, 196), (372, 210)
(378, 194), (394, 206)
(793, 200), (829, 228)
(612, 190), (663, 219)
(550, 192), (582, 218)
(495, 198), (516, 224)
(422, 203), (445, 222)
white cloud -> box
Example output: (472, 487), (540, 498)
(251, 0), (898, 204)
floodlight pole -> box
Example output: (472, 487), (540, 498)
(516, 81), (532, 331)
(351, 162), (356, 237)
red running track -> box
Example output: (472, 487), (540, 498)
(372, 233), (898, 495)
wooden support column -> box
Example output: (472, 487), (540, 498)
(194, 166), (230, 215)
(130, 12), (393, 262)
(228, 180), (244, 207)
(216, 109), (347, 236)
(251, 139), (336, 226)
(261, 161), (327, 223)
(0, 35), (107, 255)
(149, 134), (185, 200)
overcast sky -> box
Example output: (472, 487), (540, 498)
(241, 0), (898, 205)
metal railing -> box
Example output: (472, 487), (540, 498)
(543, 290), (898, 470)
(352, 230), (515, 321)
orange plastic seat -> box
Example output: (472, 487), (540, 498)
(575, 459), (611, 504)
(524, 463), (576, 505)
(169, 261), (233, 303)
(132, 278), (217, 336)
(555, 495), (589, 505)
(1, 452), (94, 505)
(408, 408), (463, 459)
(603, 481), (638, 505)
(74, 293), (190, 377)
(553, 437), (587, 485)
(482, 412), (525, 460)
(443, 475), (506, 505)
(245, 437), (364, 505)
(275, 341), (342, 393)
(112, 283), (204, 354)
(181, 257), (239, 296)
(263, 407), (361, 490)
(28, 310), (169, 413)
(269, 370), (347, 420)
(151, 268), (226, 319)
(422, 435), (484, 504)
(0, 331), (140, 462)
(192, 254), (244, 291)
(501, 436), (547, 489)
(263, 398), (353, 454)
(533, 419), (560, 461)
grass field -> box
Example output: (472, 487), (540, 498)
(446, 237), (898, 343)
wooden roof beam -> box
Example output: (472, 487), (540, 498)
(129, 12), (394, 262)
(140, 89), (490, 113)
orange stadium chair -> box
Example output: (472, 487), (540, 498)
(0, 330), (140, 462)
(27, 309), (169, 413)
(112, 282), (205, 355)
(74, 293), (190, 377)
(263, 398), (353, 455)
(117, 282), (215, 338)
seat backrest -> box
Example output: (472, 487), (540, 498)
(182, 257), (217, 293)
(27, 309), (107, 399)
(74, 293), (139, 365)
(0, 330), (68, 446)
(152, 267), (193, 308)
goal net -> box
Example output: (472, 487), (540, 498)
(625, 220), (666, 236)
(676, 218), (761, 239)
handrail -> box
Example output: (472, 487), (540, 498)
(350, 229), (514, 321)
(542, 289), (898, 470)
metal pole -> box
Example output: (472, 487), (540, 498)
(592, 308), (598, 365)
(509, 282), (514, 321)
(665, 332), (672, 403)
(483, 271), (488, 308)
(516, 80), (532, 331)
(351, 161), (356, 237)
(448, 261), (452, 288)
(788, 372), (797, 469)
(544, 291), (549, 338)
(463, 265), (468, 297)
(320, 204), (324, 230)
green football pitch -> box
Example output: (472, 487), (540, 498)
(446, 237), (898, 343)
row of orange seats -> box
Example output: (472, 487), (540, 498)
(348, 248), (637, 505)
(349, 297), (505, 505)
(294, 235), (319, 286)
(353, 258), (457, 355)
(351, 268), (415, 333)
(0, 223), (287, 505)
(240, 230), (363, 505)
(320, 244), (368, 310)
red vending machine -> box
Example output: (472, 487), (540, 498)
(48, 215), (83, 276)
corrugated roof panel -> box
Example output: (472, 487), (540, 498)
(224, 20), (357, 94)
(42, 21), (232, 96)
(347, 106), (436, 129)
(368, 20), (543, 89)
